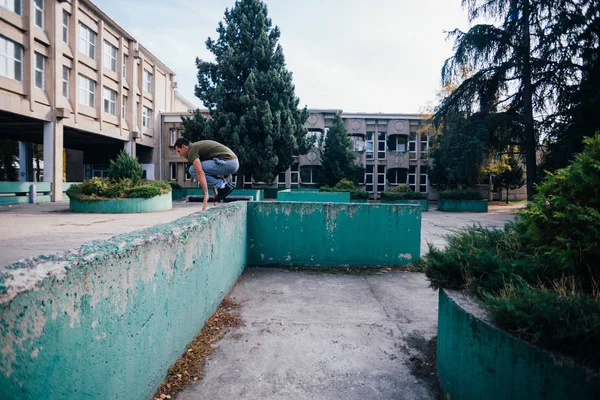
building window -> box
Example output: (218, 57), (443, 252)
(300, 165), (320, 185)
(103, 42), (117, 72)
(0, 35), (23, 81)
(420, 134), (429, 160)
(419, 173), (428, 193)
(377, 165), (386, 193)
(169, 128), (177, 146)
(34, 0), (43, 28)
(290, 163), (299, 188)
(1, 0), (22, 15)
(377, 132), (386, 159)
(103, 87), (116, 115)
(169, 163), (177, 181)
(277, 171), (286, 188)
(78, 23), (96, 60)
(62, 10), (69, 43)
(408, 166), (417, 191)
(408, 132), (417, 160)
(143, 70), (152, 93)
(62, 66), (69, 98)
(122, 95), (127, 117)
(122, 54), (127, 78)
(365, 165), (374, 193)
(34, 52), (45, 89)
(366, 132), (374, 160)
(387, 168), (407, 185)
(78, 75), (95, 107)
(388, 135), (407, 152)
(142, 106), (151, 128)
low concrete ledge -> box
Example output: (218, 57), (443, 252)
(247, 202), (421, 266)
(381, 199), (429, 211)
(276, 189), (351, 203)
(437, 290), (600, 400)
(69, 193), (172, 213)
(437, 199), (488, 212)
(0, 203), (247, 400)
(173, 189), (263, 201)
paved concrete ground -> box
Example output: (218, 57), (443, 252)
(179, 268), (440, 400)
(0, 200), (521, 268)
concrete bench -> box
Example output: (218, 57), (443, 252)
(0, 182), (79, 204)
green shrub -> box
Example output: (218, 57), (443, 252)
(319, 186), (334, 192)
(350, 190), (369, 200)
(66, 177), (170, 201)
(390, 184), (412, 193)
(169, 182), (182, 190)
(333, 179), (357, 191)
(108, 150), (143, 184)
(421, 134), (600, 368)
(439, 189), (483, 200)
(127, 185), (161, 198)
(381, 191), (427, 201)
(139, 179), (171, 195)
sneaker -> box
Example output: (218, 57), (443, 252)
(214, 182), (234, 202)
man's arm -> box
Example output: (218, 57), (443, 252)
(192, 158), (210, 210)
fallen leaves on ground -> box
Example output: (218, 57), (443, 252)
(152, 296), (242, 400)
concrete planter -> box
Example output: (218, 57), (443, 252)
(437, 290), (600, 400)
(349, 198), (369, 203)
(437, 199), (488, 212)
(69, 193), (172, 213)
(381, 199), (428, 211)
(276, 189), (350, 203)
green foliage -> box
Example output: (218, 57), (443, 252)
(390, 184), (411, 193)
(318, 114), (363, 187)
(169, 182), (182, 190)
(381, 191), (427, 201)
(333, 179), (357, 191)
(319, 179), (368, 200)
(108, 150), (143, 184)
(439, 189), (483, 200)
(191, 0), (308, 184)
(126, 185), (161, 198)
(349, 190), (369, 200)
(422, 136), (600, 367)
(66, 177), (170, 201)
(486, 155), (525, 203)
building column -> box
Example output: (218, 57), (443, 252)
(18, 142), (34, 182)
(124, 141), (136, 157)
(43, 121), (64, 201)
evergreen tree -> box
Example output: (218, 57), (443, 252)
(318, 114), (363, 187)
(188, 0), (308, 185)
(487, 155), (525, 203)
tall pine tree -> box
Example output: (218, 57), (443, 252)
(185, 0), (308, 185)
(318, 114), (363, 187)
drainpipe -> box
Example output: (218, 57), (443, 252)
(159, 113), (163, 180)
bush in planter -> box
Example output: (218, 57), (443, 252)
(126, 185), (161, 198)
(66, 178), (170, 201)
(439, 189), (483, 200)
(381, 184), (427, 201)
(419, 134), (600, 368)
(320, 179), (369, 200)
(108, 150), (143, 185)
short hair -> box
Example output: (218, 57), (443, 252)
(174, 137), (191, 148)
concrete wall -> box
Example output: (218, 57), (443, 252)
(437, 290), (600, 400)
(247, 202), (421, 266)
(0, 203), (247, 400)
(276, 190), (350, 203)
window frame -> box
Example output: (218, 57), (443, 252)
(142, 106), (151, 128)
(169, 163), (177, 181)
(1, 0), (22, 16)
(0, 35), (23, 82)
(143, 70), (152, 93)
(78, 23), (97, 60)
(366, 131), (374, 160)
(365, 164), (374, 193)
(103, 86), (116, 115)
(34, 52), (45, 90)
(408, 132), (417, 160)
(77, 75), (95, 107)
(377, 132), (386, 159)
(122, 95), (127, 118)
(122, 54), (127, 78)
(34, 0), (43, 28)
(62, 10), (69, 43)
(169, 128), (177, 146)
(62, 66), (69, 98)
(103, 41), (117, 72)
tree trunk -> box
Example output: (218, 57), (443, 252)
(522, 0), (537, 201)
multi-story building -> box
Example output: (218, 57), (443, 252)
(0, 0), (179, 200)
(158, 109), (434, 200)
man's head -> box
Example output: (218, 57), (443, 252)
(174, 138), (191, 158)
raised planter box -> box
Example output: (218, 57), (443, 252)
(350, 198), (369, 203)
(276, 189), (350, 203)
(437, 290), (600, 400)
(437, 199), (488, 212)
(172, 188), (263, 201)
(69, 193), (172, 213)
(381, 199), (428, 211)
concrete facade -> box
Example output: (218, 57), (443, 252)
(158, 110), (434, 200)
(0, 0), (180, 199)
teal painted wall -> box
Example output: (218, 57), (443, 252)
(247, 202), (421, 266)
(0, 182), (80, 204)
(437, 290), (600, 400)
(437, 199), (488, 212)
(69, 193), (172, 213)
(276, 190), (350, 203)
(0, 204), (247, 400)
(381, 199), (429, 211)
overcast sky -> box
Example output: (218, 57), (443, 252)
(93, 0), (472, 113)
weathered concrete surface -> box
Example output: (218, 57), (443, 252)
(179, 267), (439, 400)
(0, 200), (210, 268)
(0, 204), (247, 400)
(248, 202), (421, 266)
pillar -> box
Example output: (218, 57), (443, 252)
(18, 142), (34, 182)
(43, 121), (64, 201)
